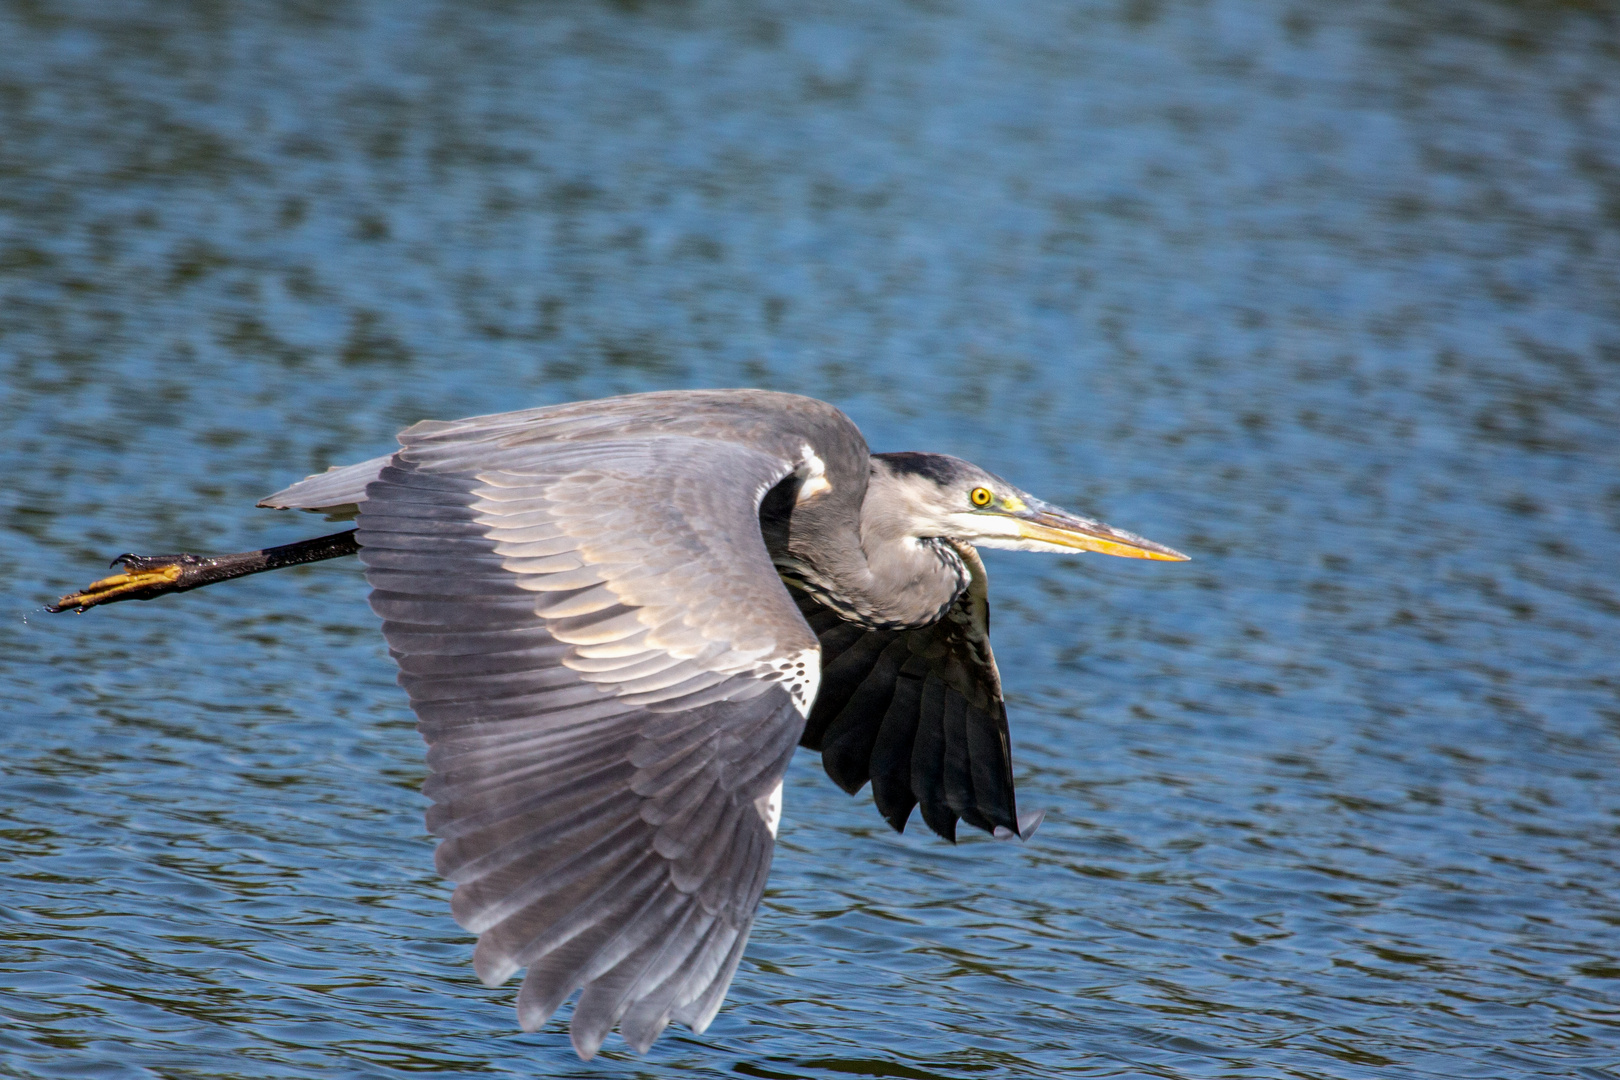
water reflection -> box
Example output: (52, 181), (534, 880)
(3, 0), (1618, 1077)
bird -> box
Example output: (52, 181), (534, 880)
(50, 389), (1187, 1059)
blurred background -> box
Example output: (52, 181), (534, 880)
(2, 1), (1618, 1077)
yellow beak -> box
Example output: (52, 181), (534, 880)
(1015, 505), (1190, 561)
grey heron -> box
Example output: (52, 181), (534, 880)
(51, 389), (1187, 1059)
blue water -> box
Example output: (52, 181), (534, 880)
(3, 1), (1619, 1076)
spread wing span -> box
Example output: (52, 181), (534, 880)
(349, 399), (846, 1058)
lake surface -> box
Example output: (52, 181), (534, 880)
(3, 0), (1619, 1076)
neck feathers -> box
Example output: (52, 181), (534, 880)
(761, 456), (970, 630)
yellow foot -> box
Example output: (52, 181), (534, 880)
(50, 561), (186, 613)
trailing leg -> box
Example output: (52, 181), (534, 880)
(50, 529), (360, 613)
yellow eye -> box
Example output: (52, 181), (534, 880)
(970, 486), (993, 507)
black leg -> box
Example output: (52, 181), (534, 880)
(49, 530), (361, 613)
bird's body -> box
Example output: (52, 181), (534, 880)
(52, 389), (1186, 1059)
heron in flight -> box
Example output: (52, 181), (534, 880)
(52, 389), (1186, 1059)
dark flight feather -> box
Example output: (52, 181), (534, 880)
(790, 542), (1023, 842)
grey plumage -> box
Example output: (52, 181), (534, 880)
(63, 388), (1187, 1059)
(339, 393), (843, 1058)
(265, 453), (391, 519)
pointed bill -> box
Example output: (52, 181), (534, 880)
(1015, 503), (1190, 561)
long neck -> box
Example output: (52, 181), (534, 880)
(761, 459), (968, 630)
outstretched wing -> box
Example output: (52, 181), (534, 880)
(348, 398), (855, 1059)
(795, 544), (1042, 843)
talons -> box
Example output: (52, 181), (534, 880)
(49, 562), (186, 613)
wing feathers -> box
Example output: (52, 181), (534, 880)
(672, 924), (751, 1032)
(257, 453), (392, 515)
(508, 565), (609, 592)
(911, 675), (956, 842)
(347, 399), (850, 1057)
(460, 819), (659, 949)
(941, 694), (987, 831)
(800, 631), (894, 748)
(531, 584), (623, 618)
(370, 589), (539, 627)
(791, 551), (1024, 843)
(493, 852), (668, 992)
(868, 667), (925, 832)
(966, 705), (1018, 833)
(567, 650), (685, 676)
(820, 641), (911, 794)
(614, 911), (723, 1051)
(569, 900), (710, 1057)
(487, 532), (577, 557)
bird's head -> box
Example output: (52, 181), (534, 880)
(869, 452), (1189, 561)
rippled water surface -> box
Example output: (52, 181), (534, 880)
(3, 1), (1619, 1076)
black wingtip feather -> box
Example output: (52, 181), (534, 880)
(965, 703), (1019, 833)
(820, 639), (910, 793)
(911, 675), (958, 842)
(801, 630), (898, 750)
(792, 575), (1018, 846)
(868, 663), (927, 834)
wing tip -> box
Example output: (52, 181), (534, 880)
(473, 937), (520, 987)
(570, 1023), (608, 1061)
(991, 808), (1048, 843)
